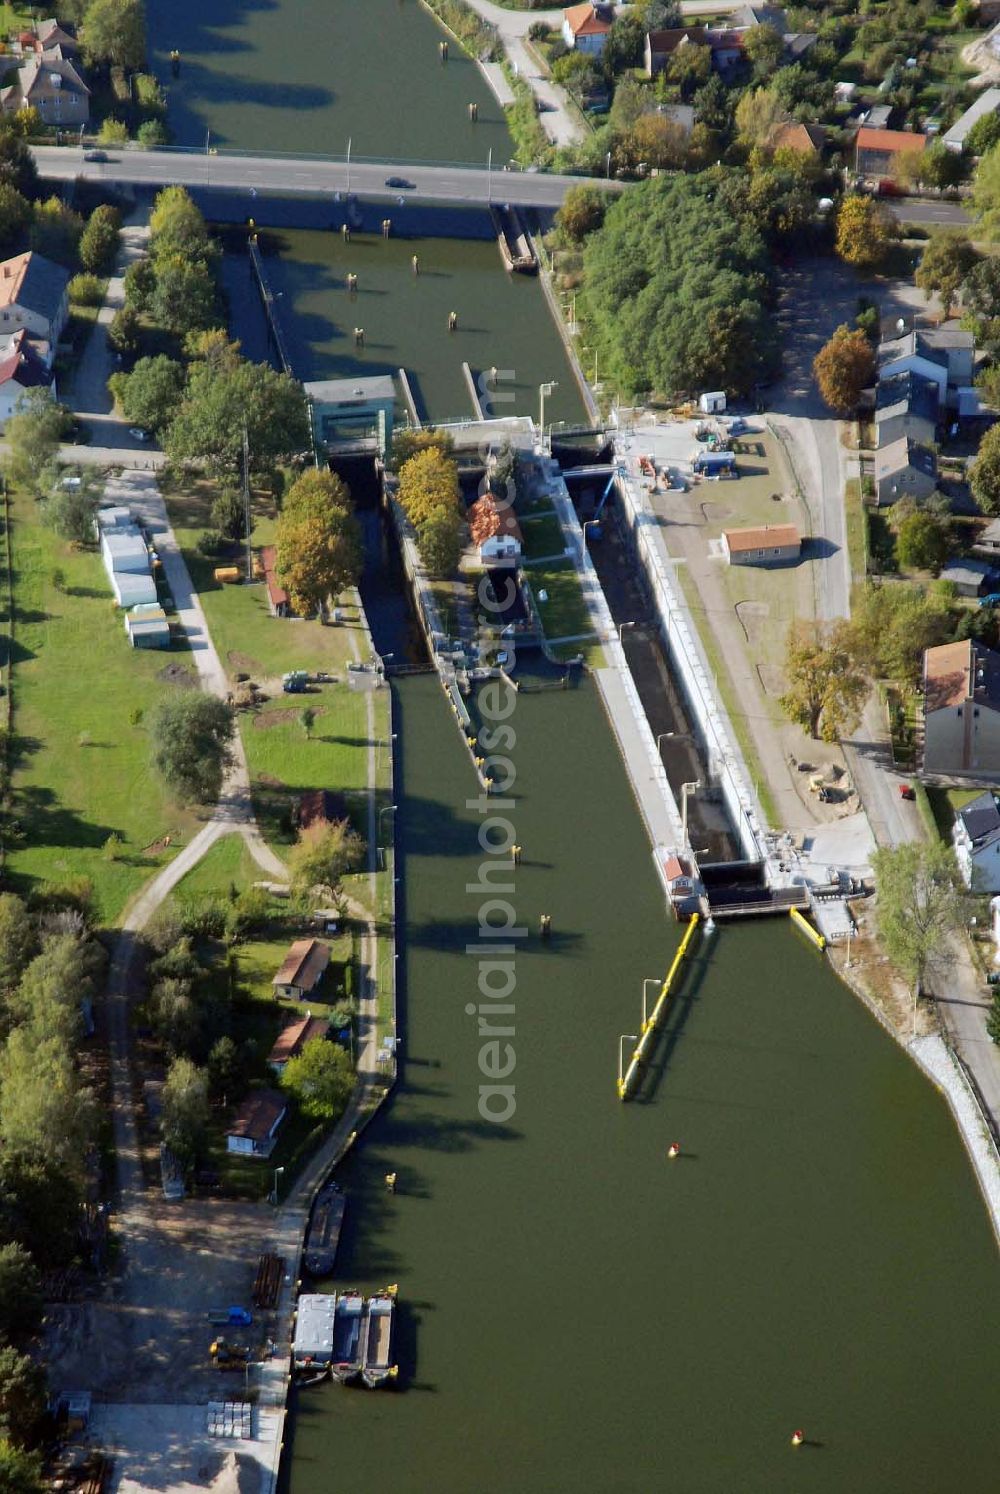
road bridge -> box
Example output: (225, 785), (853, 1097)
(30, 144), (622, 211)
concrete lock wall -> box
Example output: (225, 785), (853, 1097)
(613, 472), (765, 863)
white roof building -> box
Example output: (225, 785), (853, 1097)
(942, 87), (1000, 152)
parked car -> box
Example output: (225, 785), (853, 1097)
(384, 176), (414, 189)
(898, 784), (916, 801)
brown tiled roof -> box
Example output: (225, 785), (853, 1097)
(770, 121), (825, 154)
(647, 25), (708, 52)
(564, 2), (613, 37)
(855, 127), (926, 154)
(226, 1088), (287, 1142)
(268, 1014), (329, 1066)
(723, 523), (800, 553)
(924, 639), (977, 712)
(272, 938), (331, 991)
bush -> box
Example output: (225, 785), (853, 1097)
(137, 119), (169, 148)
(68, 272), (103, 307)
(196, 531), (223, 556)
(97, 117), (130, 145)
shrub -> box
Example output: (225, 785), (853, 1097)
(68, 272), (103, 307)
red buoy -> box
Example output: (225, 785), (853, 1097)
(791, 1430), (804, 1448)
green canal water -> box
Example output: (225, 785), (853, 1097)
(285, 674), (1000, 1493)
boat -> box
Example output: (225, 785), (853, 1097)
(489, 204), (537, 274)
(361, 1287), (398, 1388)
(330, 1293), (366, 1383)
(304, 1182), (346, 1277)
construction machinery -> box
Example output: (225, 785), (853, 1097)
(209, 1337), (251, 1371)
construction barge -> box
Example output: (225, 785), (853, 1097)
(303, 1181), (346, 1277)
(490, 204), (537, 274)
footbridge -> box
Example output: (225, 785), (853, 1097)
(31, 144), (622, 211)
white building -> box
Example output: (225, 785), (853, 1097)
(953, 792), (1000, 891)
(0, 329), (53, 428)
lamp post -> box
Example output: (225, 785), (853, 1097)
(680, 780), (702, 847)
(618, 621), (635, 644)
(605, 151), (612, 179)
(346, 135), (352, 195)
(642, 979), (660, 1030)
(618, 1033), (638, 1094)
(379, 804), (398, 837)
(271, 1165), (285, 1207)
(487, 146), (492, 205)
(538, 381), (558, 439)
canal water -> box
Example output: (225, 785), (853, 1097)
(285, 666), (1000, 1492)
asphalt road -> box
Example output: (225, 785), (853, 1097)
(31, 144), (618, 210)
(892, 195), (972, 227)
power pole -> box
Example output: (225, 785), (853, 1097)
(242, 420), (253, 584)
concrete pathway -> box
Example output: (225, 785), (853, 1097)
(68, 208), (151, 447)
(460, 0), (587, 147)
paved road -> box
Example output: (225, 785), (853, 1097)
(68, 208), (149, 431)
(892, 196), (972, 228)
(32, 144), (618, 210)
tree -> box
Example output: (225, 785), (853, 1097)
(281, 1038), (354, 1121)
(166, 358), (310, 476)
(970, 423), (1000, 516)
(110, 354), (185, 433)
(988, 986), (1000, 1045)
(813, 324), (876, 414)
(581, 173), (778, 399)
(418, 504), (464, 578)
(281, 467), (349, 523)
(779, 620), (867, 741)
(149, 258), (218, 336)
(556, 183), (606, 244)
(137, 118), (169, 148)
(0, 1154), (82, 1271)
(0, 897), (34, 996)
(972, 141), (1000, 241)
(210, 485), (245, 541)
(0, 186), (30, 254)
(744, 22), (785, 79)
(3, 390), (68, 497)
(40, 474), (100, 546)
(388, 426), (454, 473)
(161, 1058), (210, 1168)
(962, 253), (1000, 356)
(644, 0), (681, 26)
(298, 706), (316, 739)
(123, 257), (156, 313)
(0, 1441), (43, 1494)
(850, 582), (951, 685)
(734, 84), (788, 147)
(0, 1246), (42, 1348)
(81, 0), (145, 69)
(915, 230), (978, 318)
(966, 110), (1000, 158)
(0, 1031), (93, 1177)
(275, 508), (361, 617)
(97, 116), (129, 145)
(872, 842), (963, 1006)
(0, 1348), (45, 1449)
(79, 203), (121, 274)
(288, 819), (365, 896)
(398, 446), (463, 528)
(27, 195), (82, 268)
(667, 38), (711, 94)
(107, 304), (141, 357)
(149, 185), (214, 266)
(149, 693), (235, 804)
(835, 193), (897, 270)
(206, 1035), (246, 1102)
(894, 508), (951, 571)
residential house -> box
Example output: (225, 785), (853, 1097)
(468, 493), (524, 563)
(0, 328), (53, 427)
(942, 87), (1000, 152)
(938, 559), (996, 598)
(769, 121), (826, 157)
(862, 104), (893, 130)
(0, 251), (70, 356)
(854, 126), (926, 177)
(917, 324), (975, 391)
(922, 638), (1000, 775)
(272, 938), (331, 1000)
(721, 523), (801, 566)
(225, 1088), (287, 1158)
(267, 1013), (330, 1075)
(644, 27), (709, 76)
(259, 544), (289, 617)
(973, 517), (1000, 558)
(874, 370), (939, 450)
(877, 325), (977, 416)
(562, 2), (616, 54)
(14, 19), (81, 60)
(953, 792), (1000, 890)
(0, 55), (89, 126)
(874, 436), (937, 506)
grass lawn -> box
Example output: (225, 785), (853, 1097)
(5, 492), (201, 924)
(521, 511), (567, 560)
(168, 834), (262, 905)
(925, 784), (982, 842)
(844, 478), (867, 585)
(526, 559), (595, 641)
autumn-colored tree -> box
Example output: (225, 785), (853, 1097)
(275, 509), (362, 617)
(282, 466), (351, 524)
(915, 229), (979, 318)
(835, 193), (897, 271)
(289, 819), (366, 895)
(418, 504), (464, 579)
(734, 83), (788, 147)
(397, 446), (462, 528)
(556, 183), (606, 243)
(779, 620), (867, 741)
(813, 324), (876, 414)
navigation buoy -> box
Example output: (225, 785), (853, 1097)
(791, 1430), (804, 1448)
(448, 310), (458, 331)
(384, 1171), (397, 1193)
(667, 1142), (681, 1160)
(412, 254), (420, 275)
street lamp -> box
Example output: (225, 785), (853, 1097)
(605, 151), (612, 179)
(538, 381), (558, 437)
(379, 804), (398, 835)
(582, 518), (601, 545)
(346, 135), (352, 195)
(642, 979), (660, 1029)
(617, 621), (635, 644)
(487, 145), (492, 205)
(271, 1165), (285, 1207)
(680, 780), (702, 847)
(618, 1033), (638, 1094)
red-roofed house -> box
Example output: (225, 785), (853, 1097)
(562, 2), (616, 54)
(468, 494), (523, 563)
(0, 328), (53, 428)
(272, 938), (331, 1000)
(225, 1089), (287, 1157)
(259, 544), (289, 617)
(922, 639), (1000, 774)
(267, 1014), (330, 1075)
(855, 127), (925, 177)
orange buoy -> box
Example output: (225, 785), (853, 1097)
(791, 1430), (804, 1448)
(667, 1142), (681, 1160)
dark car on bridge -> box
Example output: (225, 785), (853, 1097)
(385, 176), (414, 190)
